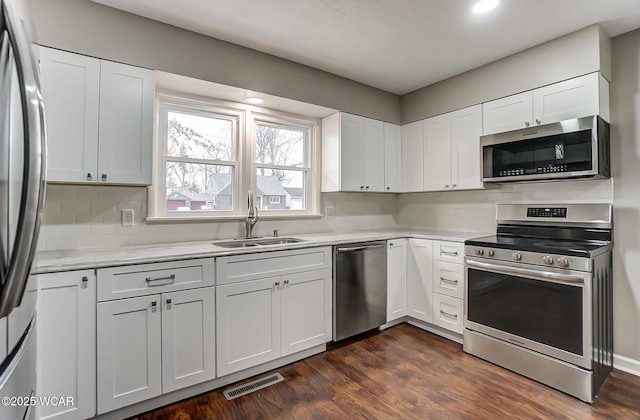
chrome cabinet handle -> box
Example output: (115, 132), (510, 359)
(87, 172), (93, 181)
(440, 277), (458, 285)
(535, 118), (542, 124)
(284, 280), (289, 284)
(146, 274), (176, 285)
(275, 281), (280, 286)
(440, 310), (458, 319)
(386, 186), (390, 190)
(524, 121), (530, 127)
(101, 173), (108, 181)
(166, 298), (172, 305)
(441, 250), (459, 256)
(82, 276), (89, 283)
(151, 301), (157, 307)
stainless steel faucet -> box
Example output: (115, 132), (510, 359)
(244, 190), (259, 238)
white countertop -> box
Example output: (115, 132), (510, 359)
(34, 228), (489, 274)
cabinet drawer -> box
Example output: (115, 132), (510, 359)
(216, 247), (331, 285)
(97, 258), (215, 301)
(432, 293), (463, 334)
(433, 261), (464, 299)
(433, 241), (464, 264)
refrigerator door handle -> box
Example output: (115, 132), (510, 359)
(0, 1), (46, 318)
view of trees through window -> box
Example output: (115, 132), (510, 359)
(160, 101), (312, 214)
(165, 111), (235, 212)
(255, 123), (307, 211)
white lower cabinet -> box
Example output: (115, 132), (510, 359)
(96, 259), (215, 414)
(386, 239), (407, 322)
(216, 248), (332, 377)
(37, 270), (96, 420)
(97, 295), (162, 414)
(432, 241), (466, 334)
(406, 238), (433, 323)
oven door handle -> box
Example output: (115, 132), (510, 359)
(465, 259), (585, 285)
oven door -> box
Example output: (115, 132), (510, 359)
(464, 257), (591, 369)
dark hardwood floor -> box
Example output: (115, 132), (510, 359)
(133, 324), (640, 419)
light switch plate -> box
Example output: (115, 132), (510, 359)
(121, 209), (134, 226)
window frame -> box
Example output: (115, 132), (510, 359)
(149, 92), (322, 221)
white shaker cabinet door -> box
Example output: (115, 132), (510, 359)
(216, 277), (281, 376)
(361, 117), (385, 192)
(37, 270), (96, 420)
(450, 104), (483, 190)
(338, 113), (363, 191)
(37, 47), (100, 183)
(406, 238), (433, 323)
(97, 295), (162, 414)
(533, 72), (602, 125)
(386, 239), (407, 322)
(423, 113), (451, 191)
(98, 60), (154, 185)
(383, 123), (402, 192)
(280, 268), (332, 357)
(401, 120), (424, 192)
(482, 90), (533, 135)
(161, 287), (216, 393)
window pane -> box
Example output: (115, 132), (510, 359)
(166, 162), (234, 211)
(255, 124), (304, 166)
(255, 168), (306, 210)
(167, 111), (232, 161)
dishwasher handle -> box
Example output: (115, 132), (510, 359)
(337, 242), (386, 253)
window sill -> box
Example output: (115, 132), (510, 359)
(146, 213), (325, 224)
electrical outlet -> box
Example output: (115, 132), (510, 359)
(121, 209), (134, 226)
(325, 206), (335, 219)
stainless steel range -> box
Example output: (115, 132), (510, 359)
(463, 203), (613, 403)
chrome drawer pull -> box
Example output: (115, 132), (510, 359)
(440, 250), (459, 256)
(145, 274), (176, 285)
(440, 277), (458, 285)
(440, 310), (458, 319)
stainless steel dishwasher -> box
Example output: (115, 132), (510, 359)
(333, 241), (387, 341)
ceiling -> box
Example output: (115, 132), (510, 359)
(92, 0), (640, 95)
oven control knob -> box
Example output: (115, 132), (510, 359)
(512, 252), (522, 261)
(476, 248), (484, 256)
(488, 249), (495, 257)
(557, 257), (570, 268)
(542, 255), (554, 265)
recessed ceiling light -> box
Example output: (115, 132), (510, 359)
(473, 0), (500, 14)
(246, 97), (264, 104)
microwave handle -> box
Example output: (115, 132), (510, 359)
(465, 259), (585, 285)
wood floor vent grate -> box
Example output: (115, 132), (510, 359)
(223, 373), (285, 400)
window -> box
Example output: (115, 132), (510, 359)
(158, 97), (240, 215)
(254, 118), (309, 211)
(152, 94), (320, 220)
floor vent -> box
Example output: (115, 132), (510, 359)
(223, 373), (284, 400)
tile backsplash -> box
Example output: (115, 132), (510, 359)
(39, 179), (613, 251)
(38, 186), (399, 251)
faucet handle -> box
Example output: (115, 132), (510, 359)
(273, 229), (280, 237)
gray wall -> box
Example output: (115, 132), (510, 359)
(401, 25), (611, 123)
(610, 28), (640, 367)
(27, 0), (401, 124)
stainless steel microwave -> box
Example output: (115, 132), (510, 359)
(481, 115), (610, 183)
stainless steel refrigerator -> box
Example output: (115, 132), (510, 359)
(0, 0), (46, 419)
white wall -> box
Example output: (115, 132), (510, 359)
(610, 28), (640, 372)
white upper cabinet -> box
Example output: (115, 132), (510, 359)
(37, 47), (100, 183)
(383, 123), (402, 192)
(98, 60), (154, 185)
(482, 72), (609, 135)
(321, 112), (385, 192)
(423, 105), (483, 192)
(37, 46), (154, 185)
(400, 120), (424, 192)
(423, 114), (451, 191)
(450, 105), (483, 190)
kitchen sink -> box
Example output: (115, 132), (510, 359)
(214, 237), (305, 248)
